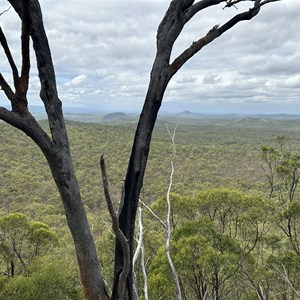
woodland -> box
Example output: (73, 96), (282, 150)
(0, 0), (287, 299)
(1, 116), (300, 299)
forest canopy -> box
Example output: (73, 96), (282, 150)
(1, 117), (300, 298)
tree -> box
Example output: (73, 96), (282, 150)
(0, 255), (82, 300)
(147, 189), (270, 299)
(0, 213), (58, 278)
(261, 137), (300, 255)
(0, 0), (280, 299)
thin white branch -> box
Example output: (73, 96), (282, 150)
(101, 216), (116, 238)
(141, 243), (148, 300)
(139, 200), (166, 228)
(165, 121), (182, 300)
(133, 207), (143, 300)
(133, 207), (143, 266)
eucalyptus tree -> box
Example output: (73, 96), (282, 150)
(0, 0), (280, 299)
(0, 213), (58, 278)
(261, 138), (300, 256)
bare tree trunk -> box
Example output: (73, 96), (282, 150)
(100, 156), (130, 299)
(1, 1), (109, 299)
(112, 59), (171, 299)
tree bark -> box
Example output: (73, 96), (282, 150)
(112, 0), (271, 297)
(112, 58), (171, 299)
(3, 1), (109, 299)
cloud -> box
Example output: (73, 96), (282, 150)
(0, 0), (299, 114)
(202, 74), (221, 84)
(278, 75), (300, 89)
(64, 75), (88, 87)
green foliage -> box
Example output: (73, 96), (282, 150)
(0, 213), (58, 277)
(97, 230), (115, 288)
(3, 118), (300, 297)
(147, 189), (271, 299)
(0, 256), (82, 300)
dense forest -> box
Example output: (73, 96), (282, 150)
(1, 115), (300, 299)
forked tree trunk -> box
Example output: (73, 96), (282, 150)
(112, 59), (171, 299)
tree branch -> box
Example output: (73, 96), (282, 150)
(133, 207), (143, 300)
(275, 264), (300, 297)
(139, 200), (166, 228)
(0, 27), (19, 85)
(165, 121), (182, 300)
(100, 155), (130, 299)
(19, 0), (30, 97)
(0, 106), (53, 157)
(184, 0), (224, 23)
(0, 0), (31, 116)
(140, 242), (149, 300)
(133, 207), (143, 267)
(170, 0), (280, 76)
(8, 0), (66, 144)
(0, 73), (14, 101)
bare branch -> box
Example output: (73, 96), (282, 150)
(0, 107), (16, 123)
(184, 0), (224, 23)
(140, 243), (149, 300)
(0, 0), (31, 116)
(273, 265), (300, 297)
(132, 207), (149, 300)
(224, 0), (247, 8)
(170, 6), (255, 75)
(133, 207), (143, 300)
(0, 106), (53, 154)
(100, 155), (130, 299)
(224, 0), (281, 8)
(165, 121), (182, 300)
(171, 0), (280, 76)
(0, 27), (19, 85)
(19, 0), (30, 97)
(0, 73), (14, 101)
(139, 200), (166, 228)
(133, 207), (143, 267)
(101, 216), (116, 238)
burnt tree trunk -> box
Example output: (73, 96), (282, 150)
(2, 1), (109, 299)
(111, 0), (277, 298)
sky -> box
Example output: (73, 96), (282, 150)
(0, 0), (299, 115)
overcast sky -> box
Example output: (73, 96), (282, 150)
(0, 0), (299, 114)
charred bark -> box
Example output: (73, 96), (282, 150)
(1, 1), (108, 299)
(112, 0), (279, 298)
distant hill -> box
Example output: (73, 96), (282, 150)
(179, 110), (193, 115)
(234, 117), (269, 125)
(102, 112), (129, 122)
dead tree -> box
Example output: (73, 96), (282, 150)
(0, 0), (280, 299)
(0, 1), (108, 299)
(113, 0), (280, 298)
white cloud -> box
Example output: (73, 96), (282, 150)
(278, 75), (300, 89)
(0, 0), (299, 114)
(63, 75), (88, 87)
